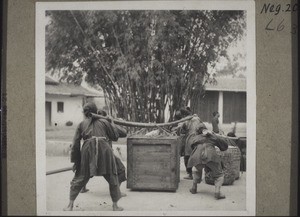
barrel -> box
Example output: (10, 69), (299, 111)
(126, 136), (180, 191)
(205, 145), (241, 185)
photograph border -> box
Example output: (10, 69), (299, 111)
(35, 1), (256, 216)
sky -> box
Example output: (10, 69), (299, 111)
(208, 36), (247, 79)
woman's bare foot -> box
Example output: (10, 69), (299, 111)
(63, 204), (73, 211)
(113, 205), (124, 211)
(113, 202), (124, 211)
(63, 201), (74, 211)
(80, 188), (89, 193)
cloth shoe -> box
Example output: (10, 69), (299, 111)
(189, 183), (197, 194)
(183, 173), (193, 180)
(214, 192), (226, 200)
(189, 187), (197, 194)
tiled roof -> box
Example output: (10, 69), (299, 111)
(45, 76), (103, 97)
(45, 76), (59, 85)
(205, 77), (246, 92)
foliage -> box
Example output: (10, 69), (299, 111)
(219, 54), (246, 76)
(46, 10), (246, 122)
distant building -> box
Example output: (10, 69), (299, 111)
(192, 77), (246, 137)
(45, 76), (105, 128)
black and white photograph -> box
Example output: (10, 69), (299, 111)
(35, 1), (256, 215)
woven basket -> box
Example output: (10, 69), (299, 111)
(205, 145), (241, 185)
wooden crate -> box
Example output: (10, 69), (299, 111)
(127, 136), (180, 191)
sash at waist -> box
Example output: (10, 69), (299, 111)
(83, 136), (108, 169)
(84, 136), (107, 141)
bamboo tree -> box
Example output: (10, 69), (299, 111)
(46, 10), (245, 122)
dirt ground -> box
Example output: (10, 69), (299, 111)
(46, 155), (246, 214)
(45, 126), (247, 215)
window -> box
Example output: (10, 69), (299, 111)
(57, 102), (64, 113)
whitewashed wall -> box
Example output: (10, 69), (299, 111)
(46, 94), (106, 127)
(46, 94), (84, 127)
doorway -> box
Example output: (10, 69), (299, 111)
(45, 101), (52, 127)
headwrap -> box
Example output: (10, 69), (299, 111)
(174, 110), (182, 120)
(180, 108), (192, 117)
(198, 122), (208, 133)
(83, 102), (98, 118)
(97, 109), (107, 117)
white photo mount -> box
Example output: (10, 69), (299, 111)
(36, 1), (256, 216)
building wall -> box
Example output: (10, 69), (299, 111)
(203, 122), (246, 138)
(192, 90), (247, 137)
(46, 94), (84, 127)
(192, 90), (246, 123)
(192, 91), (219, 122)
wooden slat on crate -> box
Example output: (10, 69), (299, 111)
(127, 136), (180, 191)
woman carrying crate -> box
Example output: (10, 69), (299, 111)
(178, 108), (207, 180)
(187, 128), (228, 200)
(63, 102), (125, 211)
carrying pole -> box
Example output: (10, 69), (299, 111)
(45, 114), (239, 176)
(46, 166), (73, 175)
(91, 113), (195, 128)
